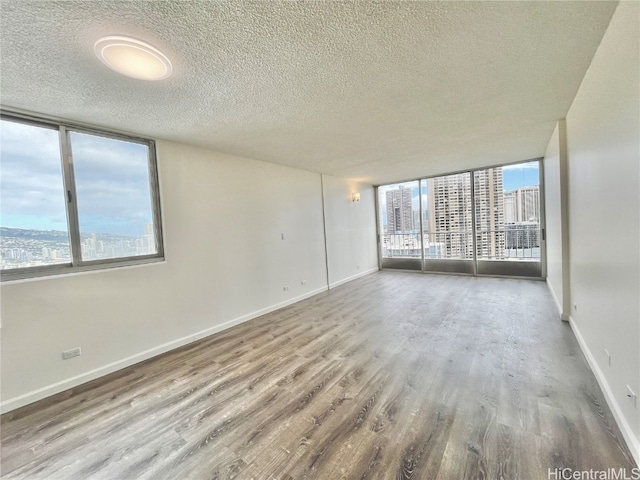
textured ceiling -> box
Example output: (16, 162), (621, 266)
(0, 1), (618, 185)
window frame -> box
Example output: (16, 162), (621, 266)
(0, 111), (165, 281)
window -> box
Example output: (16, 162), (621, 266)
(0, 113), (163, 280)
(488, 161), (541, 260)
(423, 172), (473, 260)
(378, 181), (421, 258)
(376, 159), (543, 277)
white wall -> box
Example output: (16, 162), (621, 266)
(0, 140), (377, 411)
(544, 119), (571, 321)
(544, 123), (563, 314)
(322, 175), (379, 288)
(544, 1), (639, 462)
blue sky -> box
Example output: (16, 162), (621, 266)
(502, 162), (540, 191)
(0, 119), (153, 236)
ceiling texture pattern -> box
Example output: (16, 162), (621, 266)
(0, 1), (618, 185)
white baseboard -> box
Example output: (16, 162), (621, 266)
(328, 267), (378, 289)
(569, 316), (640, 466)
(0, 286), (328, 414)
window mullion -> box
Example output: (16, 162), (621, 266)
(147, 141), (165, 258)
(469, 170), (478, 275)
(59, 126), (82, 266)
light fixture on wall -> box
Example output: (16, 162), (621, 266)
(94, 36), (173, 81)
(352, 192), (361, 203)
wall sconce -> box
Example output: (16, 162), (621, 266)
(352, 192), (361, 203)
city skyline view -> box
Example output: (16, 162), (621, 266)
(0, 117), (160, 271)
(379, 161), (540, 225)
(0, 226), (157, 270)
(378, 161), (541, 261)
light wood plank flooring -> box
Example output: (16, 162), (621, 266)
(1, 272), (636, 479)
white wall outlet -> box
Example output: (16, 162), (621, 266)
(62, 347), (81, 360)
(301, 280), (307, 285)
(573, 302), (577, 311)
(626, 385), (637, 408)
(356, 264), (361, 270)
(283, 286), (289, 291)
(604, 348), (611, 366)
(281, 233), (285, 240)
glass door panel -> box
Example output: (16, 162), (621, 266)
(474, 161), (542, 277)
(422, 172), (474, 274)
(378, 181), (422, 270)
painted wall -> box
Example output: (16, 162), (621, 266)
(0, 140), (377, 411)
(545, 1), (639, 461)
(544, 120), (571, 321)
(322, 174), (379, 287)
(544, 123), (563, 314)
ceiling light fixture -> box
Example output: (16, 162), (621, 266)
(94, 36), (172, 81)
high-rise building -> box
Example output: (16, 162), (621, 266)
(426, 168), (505, 259)
(503, 185), (541, 253)
(504, 185), (540, 223)
(504, 190), (517, 223)
(426, 173), (473, 258)
(517, 186), (540, 222)
(474, 168), (505, 259)
(385, 186), (413, 233)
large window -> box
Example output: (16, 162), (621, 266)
(423, 172), (473, 260)
(474, 162), (541, 261)
(377, 159), (543, 277)
(498, 161), (541, 260)
(0, 114), (163, 280)
(378, 181), (421, 259)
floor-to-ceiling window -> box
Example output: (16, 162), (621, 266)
(474, 161), (542, 276)
(376, 159), (543, 278)
(422, 172), (475, 274)
(378, 181), (422, 270)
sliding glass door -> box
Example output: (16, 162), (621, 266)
(474, 161), (542, 277)
(378, 181), (422, 270)
(422, 172), (475, 274)
(376, 159), (543, 278)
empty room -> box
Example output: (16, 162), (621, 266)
(0, 1), (638, 479)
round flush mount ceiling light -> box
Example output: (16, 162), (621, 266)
(94, 36), (172, 81)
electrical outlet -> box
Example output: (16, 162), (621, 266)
(573, 302), (577, 311)
(626, 385), (637, 408)
(356, 264), (361, 270)
(301, 280), (307, 285)
(604, 348), (611, 366)
(283, 286), (289, 291)
(62, 347), (81, 360)
(281, 233), (285, 240)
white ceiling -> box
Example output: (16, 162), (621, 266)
(0, 1), (617, 185)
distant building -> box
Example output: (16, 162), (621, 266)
(385, 186), (413, 233)
(503, 185), (541, 253)
(426, 173), (474, 258)
(504, 190), (517, 223)
(382, 170), (539, 260)
(425, 169), (504, 259)
(474, 168), (505, 259)
(505, 185), (540, 223)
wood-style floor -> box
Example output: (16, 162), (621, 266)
(1, 272), (635, 479)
